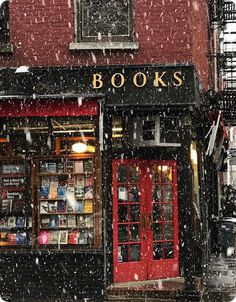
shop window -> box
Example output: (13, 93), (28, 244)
(0, 1), (12, 52)
(0, 116), (102, 251)
(77, 0), (134, 43)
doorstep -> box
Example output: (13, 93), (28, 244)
(107, 277), (202, 301)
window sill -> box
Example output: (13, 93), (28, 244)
(0, 43), (13, 53)
(69, 41), (139, 50)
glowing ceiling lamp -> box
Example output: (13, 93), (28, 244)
(72, 142), (87, 153)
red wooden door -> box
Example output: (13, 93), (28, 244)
(113, 159), (179, 283)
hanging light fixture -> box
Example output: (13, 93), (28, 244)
(71, 142), (87, 153)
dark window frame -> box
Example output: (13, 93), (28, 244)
(77, 0), (135, 43)
(0, 1), (9, 44)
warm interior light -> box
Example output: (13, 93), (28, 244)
(72, 142), (87, 153)
(190, 143), (198, 165)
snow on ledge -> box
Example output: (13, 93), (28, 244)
(69, 41), (139, 50)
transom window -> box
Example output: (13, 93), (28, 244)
(78, 0), (134, 42)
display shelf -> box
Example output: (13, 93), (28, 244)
(37, 157), (95, 247)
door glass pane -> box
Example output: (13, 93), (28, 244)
(118, 205), (128, 222)
(164, 222), (174, 239)
(130, 165), (140, 182)
(117, 165), (127, 182)
(153, 242), (163, 260)
(118, 186), (128, 202)
(130, 224), (140, 242)
(152, 185), (162, 202)
(163, 185), (173, 202)
(162, 166), (172, 183)
(153, 203), (162, 221)
(118, 244), (129, 262)
(130, 205), (140, 222)
(152, 165), (161, 183)
(164, 242), (174, 259)
(130, 244), (140, 261)
(118, 225), (128, 242)
(153, 223), (162, 240)
(163, 204), (173, 220)
(129, 186), (139, 202)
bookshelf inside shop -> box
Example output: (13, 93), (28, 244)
(0, 160), (32, 248)
(37, 157), (95, 248)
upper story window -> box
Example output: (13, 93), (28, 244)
(70, 0), (139, 50)
(0, 1), (12, 52)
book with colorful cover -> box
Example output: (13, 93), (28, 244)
(16, 232), (27, 245)
(76, 216), (86, 228)
(7, 216), (16, 228)
(84, 200), (93, 213)
(84, 160), (93, 172)
(0, 217), (7, 228)
(57, 200), (66, 213)
(40, 217), (51, 228)
(57, 186), (66, 199)
(49, 230), (59, 244)
(49, 181), (58, 199)
(40, 186), (49, 198)
(40, 201), (49, 214)
(15, 216), (25, 228)
(74, 161), (84, 173)
(49, 215), (58, 228)
(48, 201), (58, 213)
(57, 162), (64, 173)
(59, 215), (67, 227)
(8, 233), (17, 245)
(67, 215), (76, 228)
(48, 162), (57, 173)
(84, 186), (93, 199)
(58, 230), (68, 244)
(1, 199), (12, 213)
(39, 231), (50, 244)
(68, 230), (79, 245)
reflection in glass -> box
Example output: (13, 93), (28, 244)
(163, 185), (172, 202)
(118, 186), (128, 202)
(164, 242), (174, 259)
(118, 225), (128, 242)
(153, 223), (162, 240)
(153, 185), (162, 201)
(164, 223), (174, 240)
(118, 244), (129, 262)
(162, 166), (172, 183)
(130, 244), (140, 261)
(130, 224), (140, 242)
(117, 165), (127, 182)
(153, 203), (162, 221)
(153, 242), (163, 260)
(130, 165), (140, 182)
(163, 204), (173, 220)
(129, 186), (139, 202)
(130, 205), (140, 222)
(118, 205), (128, 222)
(152, 166), (161, 183)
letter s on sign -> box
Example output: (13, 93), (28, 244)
(173, 72), (183, 86)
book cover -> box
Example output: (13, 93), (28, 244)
(1, 199), (12, 213)
(16, 232), (27, 245)
(75, 200), (84, 213)
(57, 162), (64, 173)
(40, 217), (51, 228)
(59, 215), (67, 227)
(58, 230), (68, 244)
(39, 162), (48, 173)
(84, 160), (93, 172)
(8, 233), (17, 245)
(49, 181), (58, 199)
(48, 201), (58, 213)
(57, 186), (66, 199)
(7, 216), (16, 228)
(40, 186), (49, 198)
(78, 231), (87, 244)
(49, 215), (58, 228)
(66, 186), (76, 204)
(76, 215), (86, 228)
(49, 230), (59, 244)
(84, 200), (93, 214)
(40, 201), (49, 214)
(15, 216), (25, 228)
(118, 186), (128, 201)
(67, 215), (76, 228)
(84, 186), (93, 199)
(57, 200), (66, 213)
(85, 216), (93, 228)
(85, 176), (93, 187)
(0, 217), (7, 228)
(68, 230), (79, 245)
(39, 231), (49, 244)
(66, 161), (74, 173)
(74, 185), (84, 199)
(74, 161), (84, 173)
(48, 162), (57, 173)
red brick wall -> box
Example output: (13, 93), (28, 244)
(0, 0), (210, 89)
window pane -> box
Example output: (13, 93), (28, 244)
(130, 244), (140, 261)
(81, 0), (130, 38)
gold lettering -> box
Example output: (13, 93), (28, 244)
(133, 72), (147, 87)
(111, 73), (125, 88)
(173, 71), (183, 86)
(92, 73), (103, 89)
(154, 72), (167, 87)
